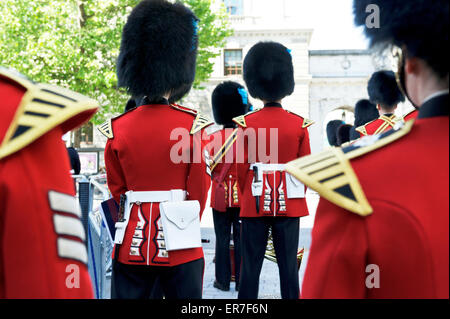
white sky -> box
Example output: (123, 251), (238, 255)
(291, 0), (369, 50)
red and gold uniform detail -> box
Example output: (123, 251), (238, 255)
(208, 128), (241, 209)
(233, 106), (313, 218)
(102, 102), (212, 267)
(287, 94), (449, 298)
(0, 68), (97, 298)
(356, 114), (401, 137)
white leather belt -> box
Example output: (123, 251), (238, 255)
(126, 190), (187, 204)
(250, 163), (286, 171)
(114, 189), (187, 245)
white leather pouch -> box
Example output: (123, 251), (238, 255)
(285, 173), (306, 199)
(159, 200), (202, 251)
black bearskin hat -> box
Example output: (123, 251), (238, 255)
(211, 81), (249, 125)
(354, 0), (448, 79)
(117, 0), (199, 102)
(354, 99), (379, 127)
(243, 42), (295, 102)
(368, 70), (405, 108)
(337, 124), (352, 146)
(326, 120), (344, 147)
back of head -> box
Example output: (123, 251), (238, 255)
(354, 0), (449, 80)
(211, 81), (249, 126)
(367, 70), (405, 110)
(243, 42), (295, 102)
(117, 0), (199, 103)
(326, 120), (344, 147)
(354, 99), (379, 126)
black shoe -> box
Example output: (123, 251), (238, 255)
(214, 280), (230, 291)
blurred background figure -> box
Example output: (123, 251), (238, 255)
(326, 120), (344, 146)
(349, 99), (378, 141)
(355, 70), (405, 137)
(63, 132), (81, 175)
(209, 81), (250, 292)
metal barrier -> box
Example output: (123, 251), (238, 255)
(74, 174), (113, 299)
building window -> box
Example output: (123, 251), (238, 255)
(224, 49), (243, 75)
(223, 0), (243, 16)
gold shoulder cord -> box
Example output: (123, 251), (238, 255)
(0, 69), (98, 160)
(210, 128), (239, 172)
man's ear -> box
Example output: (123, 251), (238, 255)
(405, 57), (420, 76)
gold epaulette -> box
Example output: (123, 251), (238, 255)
(285, 120), (414, 216)
(355, 125), (368, 136)
(0, 68), (98, 160)
(98, 119), (114, 139)
(302, 118), (315, 129)
(169, 104), (213, 134)
(232, 109), (262, 128)
(190, 113), (213, 135)
(285, 110), (315, 128)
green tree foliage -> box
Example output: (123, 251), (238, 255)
(0, 0), (232, 124)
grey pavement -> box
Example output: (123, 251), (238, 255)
(201, 227), (311, 299)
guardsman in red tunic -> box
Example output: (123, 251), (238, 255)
(100, 0), (212, 299)
(287, 0), (449, 299)
(403, 109), (419, 122)
(235, 42), (313, 299)
(355, 70), (405, 137)
(208, 81), (250, 292)
(0, 68), (97, 298)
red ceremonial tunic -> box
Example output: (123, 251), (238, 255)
(0, 69), (97, 298)
(208, 128), (241, 210)
(356, 114), (400, 137)
(103, 102), (212, 267)
(288, 93), (449, 298)
(234, 104), (313, 218)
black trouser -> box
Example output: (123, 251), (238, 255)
(212, 207), (241, 288)
(111, 258), (204, 299)
(238, 217), (300, 299)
